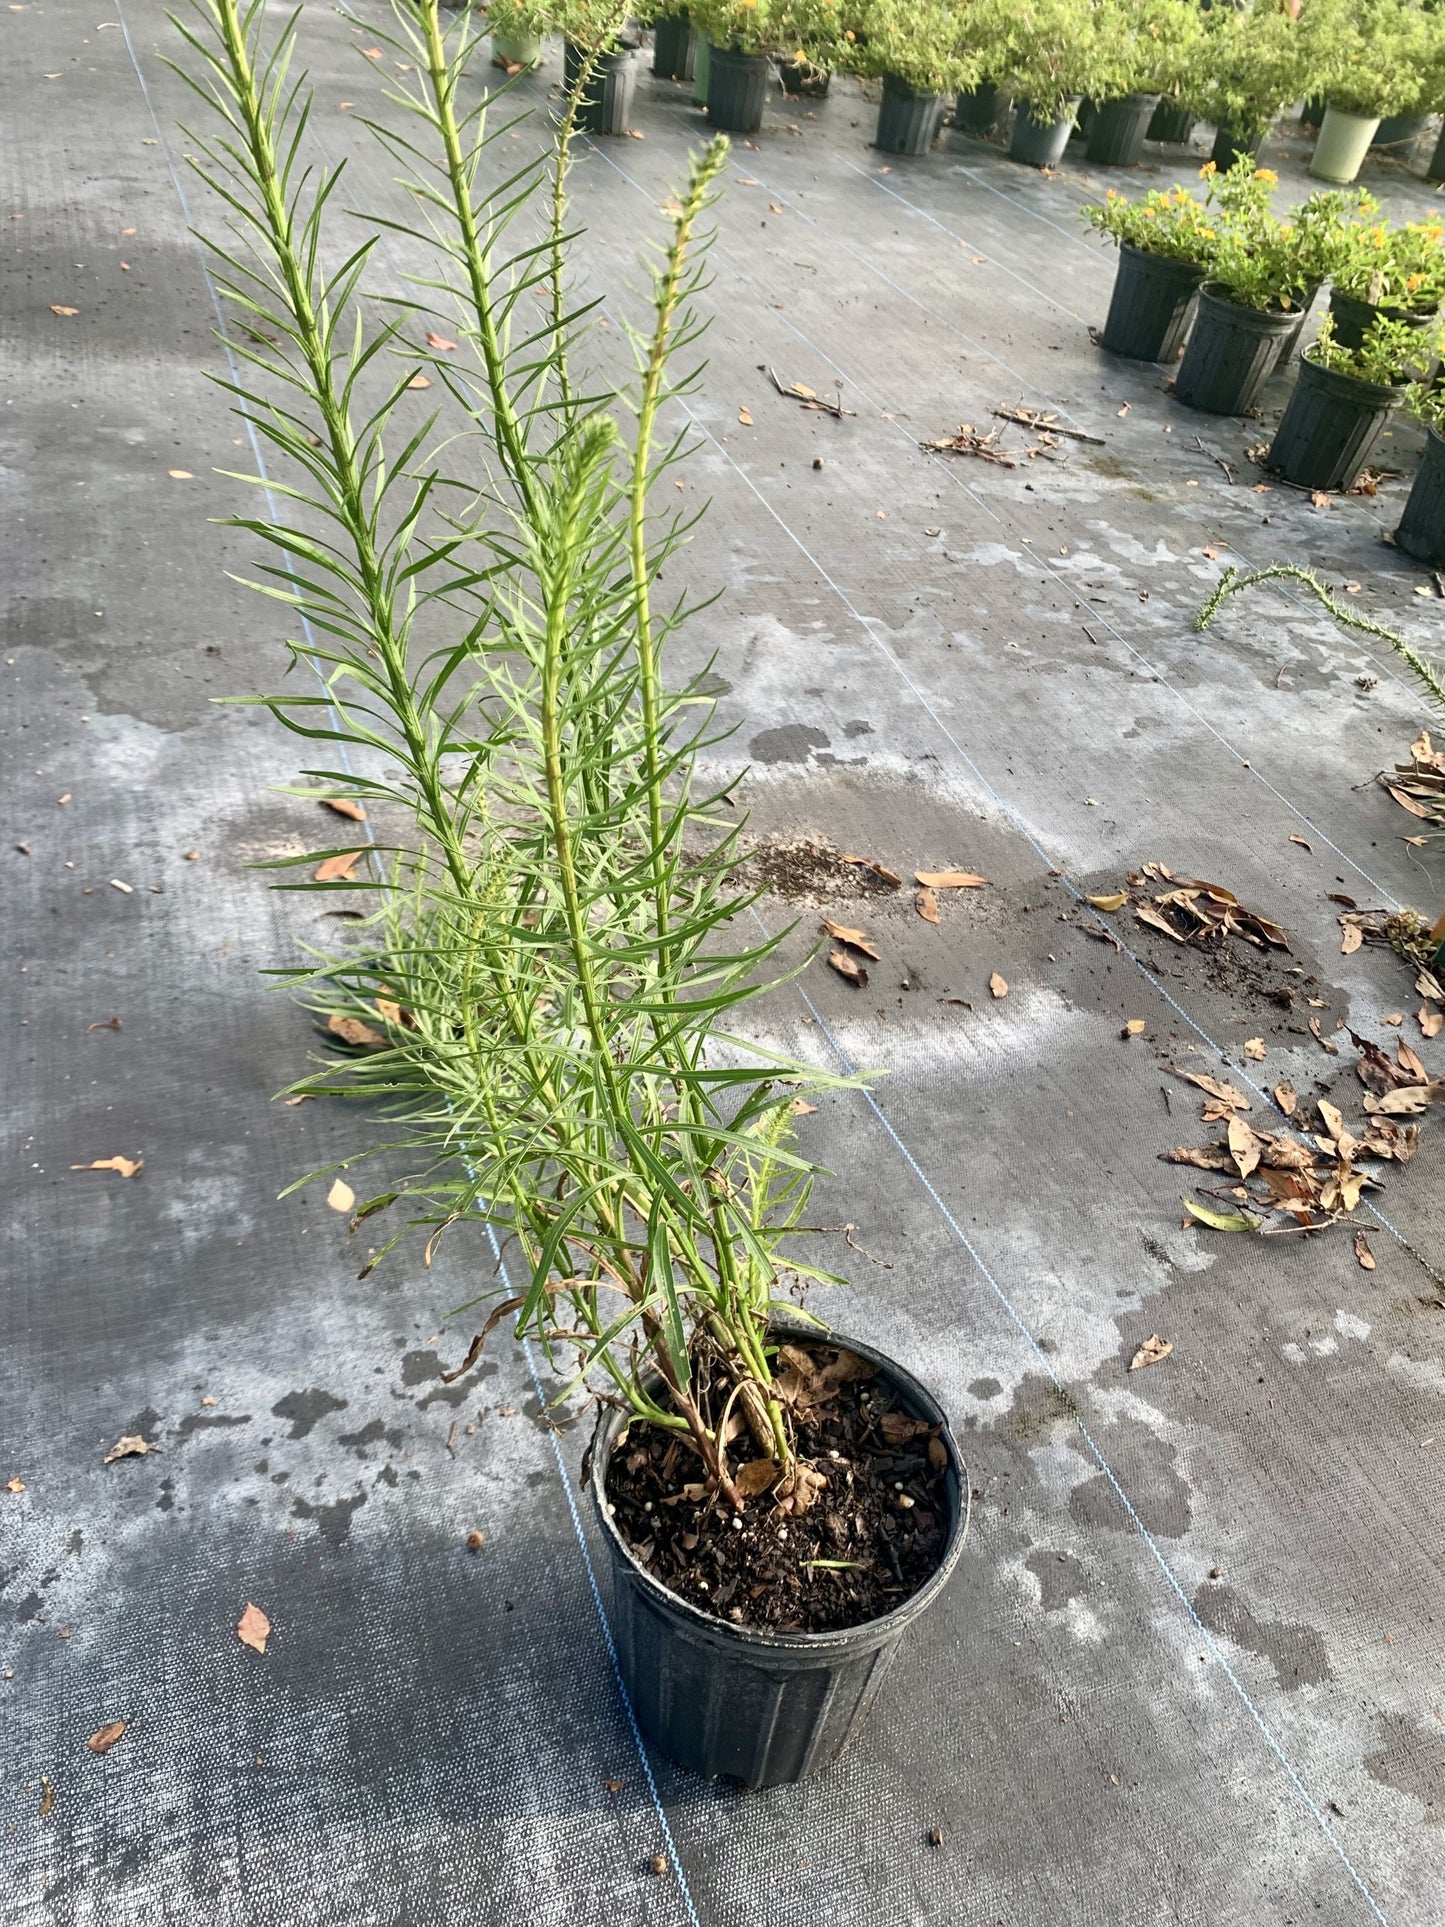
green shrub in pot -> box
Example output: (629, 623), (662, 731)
(834, 0), (979, 151)
(969, 0), (1091, 137)
(1183, 5), (1309, 168)
(1268, 312), (1427, 492)
(1082, 179), (1219, 359)
(1300, 0), (1435, 180)
(1330, 211), (1445, 316)
(483, 0), (551, 66)
(1074, 0), (1204, 165)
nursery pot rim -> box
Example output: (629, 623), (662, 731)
(590, 1324), (970, 1655)
(1196, 279), (1302, 322)
(1117, 238), (1207, 280)
(1296, 343), (1409, 406)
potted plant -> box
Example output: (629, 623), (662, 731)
(1327, 212), (1445, 348)
(177, 0), (969, 1787)
(557, 0), (640, 134)
(956, 79), (1008, 137)
(1079, 0), (1204, 169)
(1270, 184), (1379, 371)
(484, 0), (549, 68)
(1082, 180), (1218, 361)
(836, 0), (977, 155)
(1267, 313), (1424, 491)
(652, 9), (698, 80)
(1185, 4), (1307, 172)
(1172, 159), (1308, 414)
(971, 0), (1088, 168)
(1146, 90), (1196, 148)
(1396, 381), (1445, 564)
(688, 0), (792, 130)
(1301, 0), (1432, 182)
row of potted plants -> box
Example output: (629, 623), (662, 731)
(1087, 163), (1445, 550)
(483, 0), (1445, 177)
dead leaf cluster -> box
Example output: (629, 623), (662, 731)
(1122, 862), (1288, 951)
(1379, 729), (1445, 830)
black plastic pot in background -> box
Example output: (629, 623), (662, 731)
(564, 41), (638, 135)
(651, 13), (696, 82)
(1301, 96), (1325, 129)
(1148, 98), (1196, 144)
(1008, 100), (1077, 168)
(955, 80), (1004, 135)
(1372, 110), (1426, 150)
(1397, 426), (1445, 564)
(1327, 288), (1440, 352)
(875, 73), (946, 155)
(1211, 122), (1262, 172)
(705, 42), (769, 133)
(1100, 243), (1205, 362)
(1173, 283), (1300, 415)
(591, 1331), (969, 1788)
(1429, 123), (1445, 183)
(779, 55), (830, 97)
(1086, 93), (1161, 166)
(1267, 351), (1404, 492)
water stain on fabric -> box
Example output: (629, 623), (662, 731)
(271, 1387), (348, 1439)
(1026, 1547), (1090, 1613)
(1070, 1422), (1191, 1538)
(1365, 1711), (1445, 1821)
(338, 1417), (404, 1453)
(968, 1376), (1005, 1400)
(173, 1410), (251, 1443)
(748, 723), (830, 764)
(291, 1489), (367, 1550)
(1192, 1582), (1332, 1690)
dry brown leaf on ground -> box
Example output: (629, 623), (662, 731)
(326, 1177), (355, 1213)
(1128, 1334), (1173, 1371)
(734, 1459), (777, 1498)
(914, 870), (988, 889)
(103, 1435), (155, 1465)
(1274, 1081), (1297, 1116)
(1383, 1011), (1404, 1026)
(839, 852), (902, 887)
(1087, 891), (1128, 912)
(1243, 1037), (1266, 1060)
(1421, 1005), (1444, 1038)
(321, 797), (367, 822)
(1290, 834), (1312, 851)
(1162, 1143), (1235, 1171)
(820, 919), (880, 960)
(1183, 1197), (1257, 1232)
(1340, 920), (1364, 955)
(1123, 1018), (1146, 1036)
(314, 850), (362, 882)
(1227, 1116), (1261, 1178)
(988, 972), (1008, 999)
(827, 950), (868, 987)
(85, 1016), (123, 1032)
(406, 373), (431, 389)
(1355, 1230), (1376, 1271)
(424, 329), (457, 351)
(1135, 900), (1188, 942)
(6, 1477), (25, 1493)
(85, 1722), (127, 1755)
(914, 886), (939, 924)
(1364, 1083), (1445, 1116)
(328, 1011), (385, 1048)
(50, 303), (79, 316)
(237, 1603), (271, 1654)
(1309, 1017), (1340, 1055)
(737, 406), (753, 426)
(71, 1156), (143, 1177)
(39, 1777), (54, 1817)
(1172, 1068), (1250, 1112)
(790, 1097), (817, 1115)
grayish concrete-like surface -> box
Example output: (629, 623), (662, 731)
(4, 4), (1445, 1922)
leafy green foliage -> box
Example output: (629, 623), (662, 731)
(1298, 0), (1436, 118)
(1310, 311), (1434, 386)
(1182, 5), (1308, 142)
(1081, 181), (1219, 266)
(833, 0), (979, 94)
(172, 0), (859, 1505)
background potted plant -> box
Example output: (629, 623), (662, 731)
(1186, 4), (1307, 172)
(1082, 179), (1218, 361)
(1172, 160), (1308, 414)
(1269, 184), (1377, 371)
(1327, 212), (1445, 347)
(1302, 0), (1432, 183)
(972, 0), (1089, 169)
(689, 0), (793, 130)
(1267, 312), (1424, 491)
(652, 8), (699, 81)
(557, 0), (640, 135)
(484, 0), (549, 69)
(837, 0), (978, 155)
(1396, 379), (1445, 564)
(178, 0), (969, 1790)
(1079, 0), (1203, 169)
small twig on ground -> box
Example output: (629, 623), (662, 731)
(992, 403), (1105, 446)
(921, 423), (1017, 466)
(766, 366), (851, 418)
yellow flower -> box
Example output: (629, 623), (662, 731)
(1199, 161), (1217, 177)
(1255, 167), (1279, 186)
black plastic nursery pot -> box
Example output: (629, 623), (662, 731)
(705, 42), (770, 133)
(1397, 426), (1445, 564)
(1430, 123), (1445, 184)
(956, 80), (1005, 135)
(590, 1331), (969, 1789)
(651, 12), (696, 82)
(779, 55), (830, 97)
(875, 73), (946, 156)
(1086, 93), (1161, 167)
(563, 41), (638, 135)
(1147, 98), (1195, 145)
(1100, 243), (1205, 363)
(1267, 350), (1403, 493)
(1173, 283), (1300, 415)
(1372, 110), (1426, 150)
(1009, 100), (1078, 169)
(1210, 122), (1262, 172)
(1327, 288), (1440, 353)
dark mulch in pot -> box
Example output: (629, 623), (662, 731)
(603, 1338), (951, 1633)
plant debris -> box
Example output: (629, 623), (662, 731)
(103, 1435), (155, 1464)
(989, 972), (1009, 999)
(914, 869), (988, 889)
(1379, 730), (1445, 829)
(71, 1156), (143, 1178)
(920, 422), (1020, 466)
(237, 1602), (271, 1654)
(827, 950), (868, 987)
(604, 1338), (951, 1633)
(1115, 862), (1288, 951)
(992, 403), (1105, 446)
(85, 1722), (127, 1755)
(1128, 1334), (1172, 1371)
(821, 918), (880, 960)
(765, 367), (851, 418)
(326, 1177), (356, 1213)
